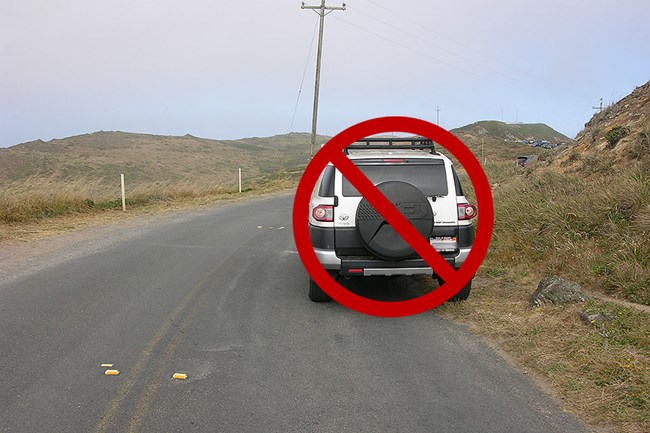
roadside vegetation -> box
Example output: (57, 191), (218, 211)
(443, 132), (650, 432)
(0, 168), (303, 242)
(439, 275), (649, 432)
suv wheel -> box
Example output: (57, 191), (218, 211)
(437, 277), (472, 302)
(309, 271), (338, 302)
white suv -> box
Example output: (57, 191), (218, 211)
(308, 137), (476, 302)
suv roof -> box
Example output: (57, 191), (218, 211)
(346, 149), (447, 161)
(343, 136), (436, 155)
(338, 136), (449, 161)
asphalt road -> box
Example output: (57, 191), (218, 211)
(0, 194), (591, 432)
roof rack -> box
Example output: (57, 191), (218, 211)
(343, 136), (436, 155)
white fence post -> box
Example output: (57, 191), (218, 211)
(239, 168), (242, 193)
(120, 173), (126, 211)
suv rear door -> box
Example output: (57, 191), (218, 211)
(333, 158), (457, 258)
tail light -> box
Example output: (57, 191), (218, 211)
(457, 203), (477, 220)
(312, 205), (334, 222)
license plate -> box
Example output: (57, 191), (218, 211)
(430, 236), (458, 252)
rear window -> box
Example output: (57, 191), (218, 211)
(318, 165), (335, 197)
(342, 164), (448, 197)
(452, 167), (464, 196)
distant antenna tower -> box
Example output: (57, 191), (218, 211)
(593, 98), (604, 112)
(435, 105), (441, 125)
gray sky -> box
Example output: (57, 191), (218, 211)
(1, 0), (649, 147)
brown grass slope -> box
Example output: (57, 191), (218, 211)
(0, 131), (328, 187)
(439, 82), (650, 432)
(535, 80), (650, 305)
(456, 80), (650, 306)
(558, 80), (650, 167)
(0, 131), (328, 225)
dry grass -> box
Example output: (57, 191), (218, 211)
(0, 172), (300, 243)
(439, 137), (650, 432)
(437, 273), (650, 432)
(456, 157), (650, 306)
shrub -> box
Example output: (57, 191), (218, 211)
(606, 126), (630, 148)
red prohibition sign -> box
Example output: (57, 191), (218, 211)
(292, 116), (494, 317)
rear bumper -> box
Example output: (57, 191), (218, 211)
(314, 247), (471, 276)
(314, 248), (341, 270)
(310, 224), (472, 276)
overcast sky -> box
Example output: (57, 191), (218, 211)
(1, 0), (648, 147)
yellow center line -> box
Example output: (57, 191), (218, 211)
(125, 289), (209, 433)
(93, 270), (215, 433)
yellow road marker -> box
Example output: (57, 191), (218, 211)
(104, 370), (120, 375)
(101, 363), (113, 368)
(172, 373), (188, 380)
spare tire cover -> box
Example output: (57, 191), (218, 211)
(355, 181), (434, 261)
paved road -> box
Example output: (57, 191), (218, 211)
(0, 194), (590, 432)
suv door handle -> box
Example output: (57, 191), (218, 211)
(333, 195), (339, 207)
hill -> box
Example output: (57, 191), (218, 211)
(443, 83), (650, 432)
(0, 131), (327, 192)
(451, 121), (571, 143)
(489, 80), (650, 305)
(0, 120), (570, 191)
(554, 80), (650, 169)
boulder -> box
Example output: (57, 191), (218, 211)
(530, 276), (587, 307)
(580, 311), (614, 325)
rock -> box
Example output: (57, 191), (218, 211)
(529, 276), (587, 307)
(580, 312), (614, 325)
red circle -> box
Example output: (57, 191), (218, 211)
(292, 116), (493, 317)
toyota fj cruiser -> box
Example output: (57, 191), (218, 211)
(308, 136), (476, 302)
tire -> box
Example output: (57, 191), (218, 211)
(308, 271), (337, 302)
(437, 276), (472, 302)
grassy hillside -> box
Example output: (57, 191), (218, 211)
(439, 82), (650, 432)
(0, 131), (328, 225)
(451, 120), (571, 143)
(537, 81), (650, 305)
(447, 94), (650, 306)
(0, 121), (563, 226)
(0, 131), (327, 190)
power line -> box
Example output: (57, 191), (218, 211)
(346, 4), (544, 93)
(358, 0), (532, 76)
(331, 14), (586, 108)
(289, 18), (319, 133)
(354, 0), (592, 103)
(331, 15), (487, 82)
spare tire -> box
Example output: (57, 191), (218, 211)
(355, 181), (434, 261)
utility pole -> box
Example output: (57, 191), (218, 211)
(593, 98), (603, 113)
(301, 0), (346, 158)
(481, 138), (485, 165)
(435, 105), (441, 125)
